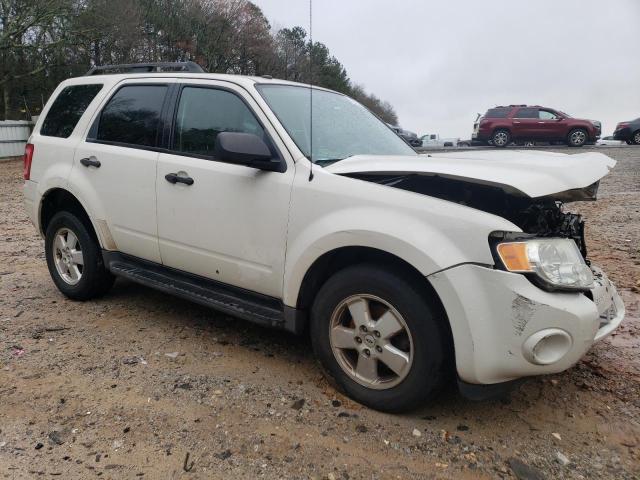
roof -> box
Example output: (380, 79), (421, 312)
(62, 71), (335, 93)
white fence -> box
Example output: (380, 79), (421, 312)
(0, 120), (33, 158)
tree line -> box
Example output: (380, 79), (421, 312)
(0, 0), (399, 124)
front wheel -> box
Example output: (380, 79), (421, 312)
(310, 264), (448, 412)
(491, 129), (511, 147)
(632, 130), (640, 145)
(45, 211), (114, 300)
(567, 128), (588, 147)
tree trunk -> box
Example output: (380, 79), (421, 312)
(3, 82), (10, 120)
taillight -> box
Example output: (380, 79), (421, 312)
(617, 122), (629, 129)
(23, 143), (34, 180)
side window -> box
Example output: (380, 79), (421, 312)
(539, 110), (558, 120)
(173, 87), (265, 158)
(41, 84), (103, 138)
(96, 85), (167, 147)
(485, 108), (510, 118)
(514, 108), (538, 118)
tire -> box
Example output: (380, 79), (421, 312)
(310, 264), (448, 412)
(45, 211), (114, 300)
(491, 129), (510, 148)
(632, 130), (640, 145)
(567, 128), (588, 147)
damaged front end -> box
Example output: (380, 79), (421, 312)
(348, 173), (591, 259)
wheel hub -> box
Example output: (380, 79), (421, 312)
(329, 294), (413, 390)
(52, 227), (84, 286)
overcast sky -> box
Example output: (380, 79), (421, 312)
(255, 0), (640, 138)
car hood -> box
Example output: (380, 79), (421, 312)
(325, 150), (616, 201)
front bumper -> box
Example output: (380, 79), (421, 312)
(428, 264), (624, 385)
(613, 127), (631, 141)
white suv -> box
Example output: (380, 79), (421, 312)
(23, 62), (624, 412)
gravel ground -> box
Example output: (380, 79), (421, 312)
(1, 147), (639, 479)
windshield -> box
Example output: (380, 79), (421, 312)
(256, 84), (416, 165)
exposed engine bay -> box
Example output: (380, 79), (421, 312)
(348, 173), (589, 259)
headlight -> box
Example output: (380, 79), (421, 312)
(496, 238), (593, 291)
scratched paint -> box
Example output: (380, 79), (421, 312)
(512, 294), (537, 336)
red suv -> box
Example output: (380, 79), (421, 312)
(473, 105), (601, 147)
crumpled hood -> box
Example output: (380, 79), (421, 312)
(325, 150), (616, 200)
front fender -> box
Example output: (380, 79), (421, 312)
(282, 168), (521, 307)
(283, 215), (454, 306)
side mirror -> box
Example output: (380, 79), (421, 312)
(214, 132), (284, 172)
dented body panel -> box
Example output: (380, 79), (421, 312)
(326, 150), (616, 200)
(428, 264), (624, 384)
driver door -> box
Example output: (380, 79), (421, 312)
(537, 109), (564, 141)
(156, 81), (294, 298)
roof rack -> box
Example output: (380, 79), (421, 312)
(85, 61), (205, 76)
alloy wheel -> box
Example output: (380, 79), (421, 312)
(493, 131), (508, 147)
(329, 294), (414, 390)
(570, 130), (586, 146)
(52, 227), (84, 285)
(634, 131), (640, 145)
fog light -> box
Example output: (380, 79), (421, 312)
(522, 329), (572, 365)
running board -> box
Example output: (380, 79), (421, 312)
(103, 252), (301, 331)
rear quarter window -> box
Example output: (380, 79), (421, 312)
(484, 108), (510, 118)
(40, 84), (103, 138)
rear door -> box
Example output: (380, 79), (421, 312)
(512, 107), (539, 140)
(155, 80), (294, 298)
(70, 80), (170, 263)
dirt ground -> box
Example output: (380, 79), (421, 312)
(1, 147), (639, 480)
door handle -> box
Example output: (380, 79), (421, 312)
(165, 172), (194, 186)
(80, 157), (101, 168)
(513, 121), (521, 124)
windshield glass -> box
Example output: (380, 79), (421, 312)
(257, 84), (416, 165)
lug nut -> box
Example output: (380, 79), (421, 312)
(355, 337), (362, 343)
(363, 349), (370, 357)
(374, 330), (381, 338)
(376, 346), (383, 353)
(360, 325), (367, 332)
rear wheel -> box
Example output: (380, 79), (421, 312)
(45, 211), (114, 300)
(567, 128), (588, 147)
(310, 264), (448, 412)
(632, 130), (640, 145)
(491, 129), (511, 148)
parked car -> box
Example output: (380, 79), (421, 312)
(420, 133), (459, 148)
(596, 136), (625, 146)
(390, 125), (422, 147)
(473, 105), (601, 148)
(23, 63), (624, 412)
(613, 118), (640, 145)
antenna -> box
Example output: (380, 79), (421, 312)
(308, 0), (314, 181)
